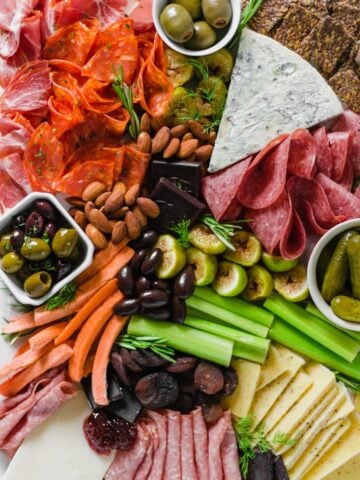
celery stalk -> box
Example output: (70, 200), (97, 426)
(264, 294), (360, 362)
(306, 303), (360, 342)
(270, 317), (360, 381)
(194, 287), (274, 327)
(185, 316), (270, 363)
(186, 296), (269, 338)
(127, 315), (233, 366)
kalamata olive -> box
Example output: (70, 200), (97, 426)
(129, 249), (147, 272)
(1, 251), (24, 273)
(194, 361), (225, 395)
(117, 265), (134, 296)
(12, 214), (26, 230)
(141, 248), (163, 275)
(130, 229), (158, 249)
(130, 349), (168, 368)
(35, 200), (56, 221)
(120, 348), (143, 373)
(24, 271), (52, 297)
(113, 298), (139, 316)
(139, 307), (171, 321)
(174, 265), (195, 299)
(16, 264), (32, 281)
(44, 222), (57, 240)
(171, 295), (186, 324)
(220, 366), (238, 397)
(52, 228), (78, 258)
(135, 372), (179, 409)
(56, 259), (72, 281)
(136, 276), (152, 295)
(138, 289), (169, 308)
(152, 279), (171, 293)
(10, 229), (25, 251)
(25, 211), (44, 236)
(110, 351), (131, 386)
(21, 237), (51, 261)
(0, 234), (12, 256)
(165, 356), (198, 373)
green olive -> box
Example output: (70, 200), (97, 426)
(24, 271), (52, 298)
(52, 228), (79, 258)
(202, 0), (232, 29)
(174, 0), (201, 19)
(160, 4), (194, 43)
(1, 252), (24, 273)
(185, 21), (217, 50)
(21, 238), (51, 261)
(0, 234), (12, 257)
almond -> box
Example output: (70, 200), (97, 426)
(163, 137), (180, 159)
(124, 184), (140, 206)
(195, 144), (214, 162)
(177, 139), (199, 159)
(208, 131), (217, 145)
(82, 181), (107, 202)
(85, 224), (107, 250)
(112, 180), (127, 195)
(66, 197), (86, 208)
(151, 126), (171, 154)
(95, 191), (112, 208)
(85, 201), (95, 221)
(187, 120), (211, 141)
(89, 208), (113, 234)
(74, 210), (87, 230)
(124, 211), (142, 239)
(103, 191), (124, 214)
(140, 112), (151, 133)
(111, 221), (128, 244)
(150, 116), (166, 132)
(137, 131), (151, 153)
(109, 206), (129, 219)
(132, 206), (148, 228)
(136, 197), (160, 218)
(68, 207), (79, 219)
(182, 132), (194, 142)
(170, 124), (189, 138)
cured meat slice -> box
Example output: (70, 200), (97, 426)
(236, 135), (290, 209)
(147, 411), (167, 480)
(102, 108), (130, 136)
(0, 168), (26, 212)
(332, 110), (360, 176)
(1, 153), (30, 193)
(131, 0), (154, 32)
(288, 128), (316, 179)
(181, 414), (198, 480)
(95, 18), (135, 49)
(118, 145), (151, 187)
(220, 412), (242, 480)
(313, 126), (332, 177)
(202, 157), (251, 222)
(279, 204), (307, 260)
(164, 410), (182, 480)
(192, 407), (210, 480)
(337, 153), (354, 192)
(316, 172), (360, 219)
(38, 0), (57, 39)
(0, 60), (51, 113)
(208, 414), (228, 480)
(135, 420), (155, 480)
(0, 114), (32, 158)
(80, 78), (120, 115)
(93, 0), (138, 27)
(327, 131), (353, 182)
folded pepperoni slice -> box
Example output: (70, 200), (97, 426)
(118, 145), (150, 187)
(288, 128), (316, 179)
(80, 78), (120, 114)
(328, 131), (353, 182)
(95, 18), (135, 50)
(313, 126), (332, 177)
(102, 108), (130, 135)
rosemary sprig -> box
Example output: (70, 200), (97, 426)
(112, 65), (140, 139)
(228, 0), (264, 53)
(117, 334), (176, 363)
(200, 214), (247, 251)
(169, 219), (191, 248)
(45, 282), (76, 311)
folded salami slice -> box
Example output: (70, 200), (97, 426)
(147, 411), (167, 480)
(135, 421), (154, 480)
(328, 131), (353, 182)
(220, 412), (242, 480)
(316, 172), (360, 218)
(164, 410), (182, 480)
(287, 129), (316, 179)
(181, 414), (197, 480)
(279, 204), (307, 260)
(192, 407), (210, 480)
(332, 110), (360, 176)
(313, 126), (332, 177)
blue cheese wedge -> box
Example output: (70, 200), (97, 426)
(208, 28), (344, 173)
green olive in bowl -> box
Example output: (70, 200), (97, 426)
(185, 21), (217, 50)
(24, 271), (52, 298)
(52, 228), (79, 258)
(1, 252), (24, 273)
(21, 238), (51, 261)
(0, 234), (12, 257)
(174, 0), (201, 19)
(160, 4), (194, 43)
(202, 0), (232, 29)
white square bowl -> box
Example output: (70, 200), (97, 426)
(0, 192), (94, 306)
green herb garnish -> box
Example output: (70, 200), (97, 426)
(112, 65), (140, 139)
(334, 372), (360, 393)
(45, 282), (76, 311)
(228, 0), (264, 53)
(200, 214), (247, 251)
(117, 334), (176, 363)
(169, 218), (191, 248)
(188, 59), (209, 82)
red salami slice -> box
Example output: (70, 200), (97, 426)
(237, 134), (290, 209)
(316, 172), (360, 219)
(147, 411), (167, 480)
(208, 414), (228, 480)
(299, 201), (328, 235)
(164, 410), (182, 480)
(181, 414), (197, 480)
(313, 126), (332, 177)
(328, 131), (353, 182)
(332, 110), (360, 176)
(288, 128), (316, 179)
(202, 156), (251, 222)
(337, 154), (354, 191)
(279, 203), (307, 260)
(221, 412), (241, 480)
(192, 407), (210, 480)
(135, 421), (154, 480)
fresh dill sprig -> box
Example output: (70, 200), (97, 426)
(112, 65), (140, 139)
(188, 58), (209, 82)
(272, 431), (298, 448)
(45, 282), (76, 311)
(228, 0), (264, 53)
(200, 214), (247, 251)
(117, 334), (176, 363)
(169, 219), (191, 248)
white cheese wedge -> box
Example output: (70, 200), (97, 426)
(2, 392), (114, 480)
(289, 418), (351, 480)
(257, 345), (288, 391)
(222, 358), (261, 418)
(208, 28), (343, 172)
(304, 413), (360, 480)
(262, 370), (313, 434)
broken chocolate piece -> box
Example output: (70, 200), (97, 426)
(150, 160), (202, 198)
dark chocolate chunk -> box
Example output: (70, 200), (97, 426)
(150, 160), (203, 198)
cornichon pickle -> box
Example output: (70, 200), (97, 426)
(331, 295), (360, 323)
(321, 230), (358, 302)
(347, 234), (360, 299)
(52, 228), (78, 258)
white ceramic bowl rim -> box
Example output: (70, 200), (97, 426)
(152, 0), (241, 57)
(307, 218), (360, 332)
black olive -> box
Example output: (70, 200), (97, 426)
(136, 276), (152, 295)
(35, 200), (56, 221)
(44, 223), (57, 240)
(139, 307), (171, 321)
(12, 214), (26, 230)
(56, 259), (72, 281)
(141, 248), (163, 275)
(171, 295), (186, 324)
(25, 211), (44, 236)
(117, 265), (134, 297)
(174, 266), (195, 299)
(114, 298), (139, 316)
(129, 249), (147, 272)
(152, 279), (171, 293)
(138, 289), (169, 308)
(10, 229), (25, 250)
(129, 230), (158, 249)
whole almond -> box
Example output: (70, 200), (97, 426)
(182, 132), (194, 142)
(133, 206), (148, 228)
(74, 210), (87, 230)
(125, 184), (141, 206)
(112, 221), (128, 244)
(140, 112), (151, 133)
(177, 139), (199, 159)
(152, 126), (171, 154)
(208, 131), (217, 145)
(85, 201), (95, 221)
(103, 191), (124, 214)
(125, 211), (142, 240)
(66, 197), (86, 208)
(85, 224), (107, 250)
(95, 191), (112, 208)
(109, 206), (129, 219)
(170, 124), (189, 138)
(136, 197), (160, 218)
(163, 137), (180, 159)
(112, 180), (127, 195)
(82, 181), (107, 202)
(68, 207), (79, 219)
(150, 116), (166, 132)
(137, 131), (151, 153)
(195, 144), (214, 162)
(187, 120), (211, 141)
(89, 208), (113, 234)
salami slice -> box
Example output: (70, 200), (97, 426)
(164, 410), (182, 480)
(237, 134), (290, 209)
(316, 172), (360, 219)
(135, 420), (154, 480)
(208, 414), (227, 480)
(328, 131), (353, 182)
(192, 407), (210, 480)
(279, 203), (307, 260)
(181, 414), (198, 480)
(221, 412), (241, 480)
(147, 411), (167, 480)
(313, 126), (333, 177)
(288, 128), (316, 179)
(332, 110), (360, 176)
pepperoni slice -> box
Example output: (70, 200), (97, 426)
(102, 108), (130, 135)
(118, 145), (150, 187)
(80, 78), (120, 114)
(288, 128), (316, 179)
(95, 18), (135, 49)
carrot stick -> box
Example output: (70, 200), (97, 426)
(0, 344), (73, 397)
(76, 239), (129, 285)
(29, 322), (68, 351)
(13, 341), (30, 358)
(77, 246), (134, 295)
(68, 291), (124, 382)
(83, 353), (96, 378)
(0, 343), (53, 378)
(55, 279), (119, 346)
(7, 311), (34, 324)
(2, 312), (36, 334)
(92, 314), (128, 406)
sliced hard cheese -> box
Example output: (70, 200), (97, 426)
(209, 28), (343, 173)
(222, 358), (261, 417)
(327, 383), (355, 427)
(263, 370), (313, 434)
(2, 392), (114, 480)
(304, 413), (360, 480)
(257, 345), (288, 391)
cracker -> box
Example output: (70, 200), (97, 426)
(297, 0), (329, 16)
(329, 68), (360, 113)
(332, 2), (360, 38)
(245, 0), (293, 35)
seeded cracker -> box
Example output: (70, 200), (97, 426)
(299, 17), (353, 77)
(244, 0), (293, 35)
(329, 68), (360, 113)
(297, 0), (329, 16)
(331, 2), (360, 38)
(350, 41), (360, 78)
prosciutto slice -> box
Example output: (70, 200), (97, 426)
(1, 152), (30, 193)
(0, 114), (32, 158)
